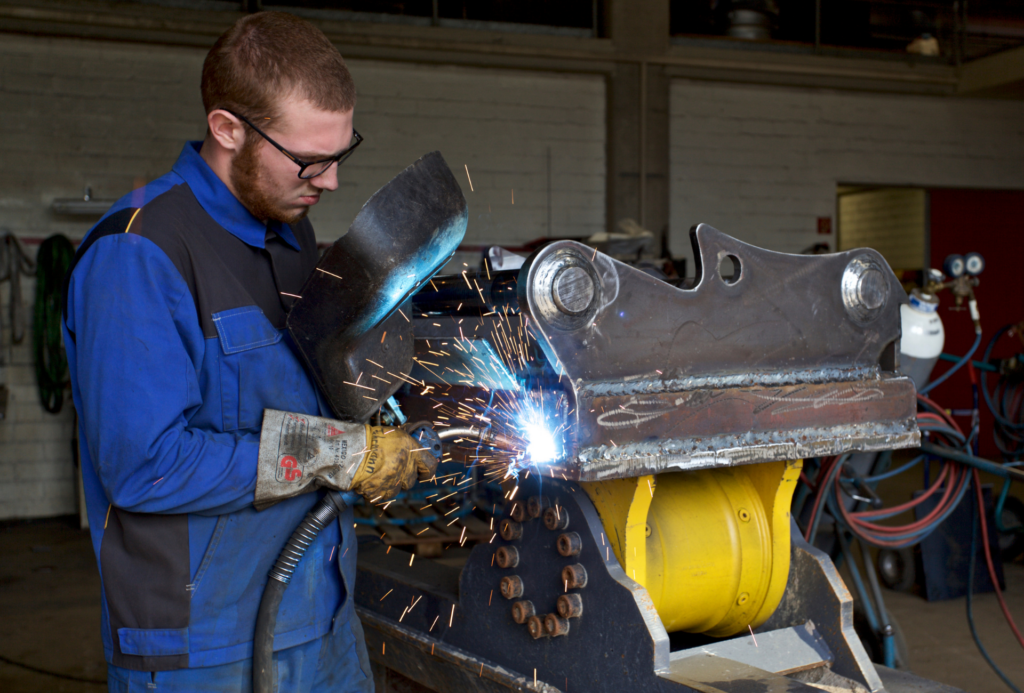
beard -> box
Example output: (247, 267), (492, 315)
(231, 137), (309, 225)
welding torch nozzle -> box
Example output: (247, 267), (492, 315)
(436, 426), (520, 452)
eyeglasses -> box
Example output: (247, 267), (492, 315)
(227, 110), (363, 180)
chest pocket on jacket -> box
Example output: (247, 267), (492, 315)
(212, 306), (317, 432)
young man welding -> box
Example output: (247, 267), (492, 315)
(62, 12), (435, 692)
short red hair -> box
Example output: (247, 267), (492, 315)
(201, 11), (356, 121)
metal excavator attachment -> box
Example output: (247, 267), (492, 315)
(517, 225), (919, 480)
(382, 225), (925, 693)
(287, 156), (936, 693)
(406, 224), (919, 478)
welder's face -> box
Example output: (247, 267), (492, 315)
(232, 95), (354, 225)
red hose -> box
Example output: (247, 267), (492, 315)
(917, 394), (963, 432)
(803, 456), (838, 542)
(847, 466), (964, 534)
(837, 465), (969, 547)
(973, 469), (1024, 651)
(917, 412), (954, 428)
(851, 463), (951, 520)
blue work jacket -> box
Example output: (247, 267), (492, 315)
(62, 142), (360, 672)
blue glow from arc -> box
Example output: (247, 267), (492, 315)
(513, 404), (561, 467)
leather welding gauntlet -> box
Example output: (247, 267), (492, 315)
(255, 409), (438, 510)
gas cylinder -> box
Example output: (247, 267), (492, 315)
(899, 288), (944, 389)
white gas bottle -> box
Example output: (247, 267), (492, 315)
(899, 289), (945, 390)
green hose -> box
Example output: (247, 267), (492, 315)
(33, 235), (74, 414)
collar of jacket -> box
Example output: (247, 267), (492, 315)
(171, 141), (302, 252)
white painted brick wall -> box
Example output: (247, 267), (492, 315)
(0, 271), (78, 520)
(0, 33), (605, 519)
(317, 60), (606, 249)
(669, 80), (1024, 273)
(0, 35), (606, 246)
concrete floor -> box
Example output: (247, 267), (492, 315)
(881, 567), (1024, 692)
(1, 517), (1021, 693)
(0, 518), (106, 691)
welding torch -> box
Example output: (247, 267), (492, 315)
(253, 421), (519, 692)
(402, 422), (521, 464)
(436, 425), (520, 451)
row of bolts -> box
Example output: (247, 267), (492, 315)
(495, 495), (587, 639)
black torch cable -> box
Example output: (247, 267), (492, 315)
(253, 491), (347, 693)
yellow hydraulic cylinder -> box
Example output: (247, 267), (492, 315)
(581, 459), (801, 637)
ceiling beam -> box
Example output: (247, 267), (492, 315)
(0, 0), (975, 96)
(959, 44), (1024, 99)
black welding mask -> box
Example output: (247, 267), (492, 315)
(287, 151), (467, 422)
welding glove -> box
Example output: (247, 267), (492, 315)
(255, 409), (438, 510)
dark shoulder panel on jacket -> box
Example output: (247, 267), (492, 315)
(128, 184), (267, 336)
(62, 206), (141, 324)
(66, 182), (315, 340)
(123, 184), (202, 297)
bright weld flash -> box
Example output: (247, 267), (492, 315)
(522, 420), (558, 464)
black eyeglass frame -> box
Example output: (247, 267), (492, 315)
(227, 110), (363, 180)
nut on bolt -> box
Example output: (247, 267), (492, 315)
(543, 506), (569, 531)
(510, 502), (527, 522)
(495, 545), (519, 569)
(557, 532), (582, 557)
(499, 518), (522, 541)
(562, 563), (588, 589)
(557, 593), (583, 619)
(527, 495), (549, 519)
(511, 600), (535, 624)
(500, 575), (524, 600)
(841, 255), (890, 325)
(544, 613), (571, 637)
(527, 615), (548, 639)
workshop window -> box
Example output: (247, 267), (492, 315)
(837, 186), (926, 273)
(126, 1), (603, 36)
(669, 0), (1024, 63)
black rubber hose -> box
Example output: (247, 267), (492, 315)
(252, 581), (285, 693)
(253, 491), (347, 693)
(919, 442), (1024, 483)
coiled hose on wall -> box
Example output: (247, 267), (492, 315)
(33, 235), (74, 413)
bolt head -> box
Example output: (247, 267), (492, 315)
(544, 613), (570, 637)
(512, 600), (535, 624)
(496, 545), (519, 569)
(841, 255), (890, 325)
(552, 266), (595, 315)
(527, 615), (547, 639)
(499, 519), (523, 541)
(500, 575), (524, 600)
(557, 532), (582, 557)
(543, 506), (569, 531)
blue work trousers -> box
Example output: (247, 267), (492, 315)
(106, 620), (374, 693)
